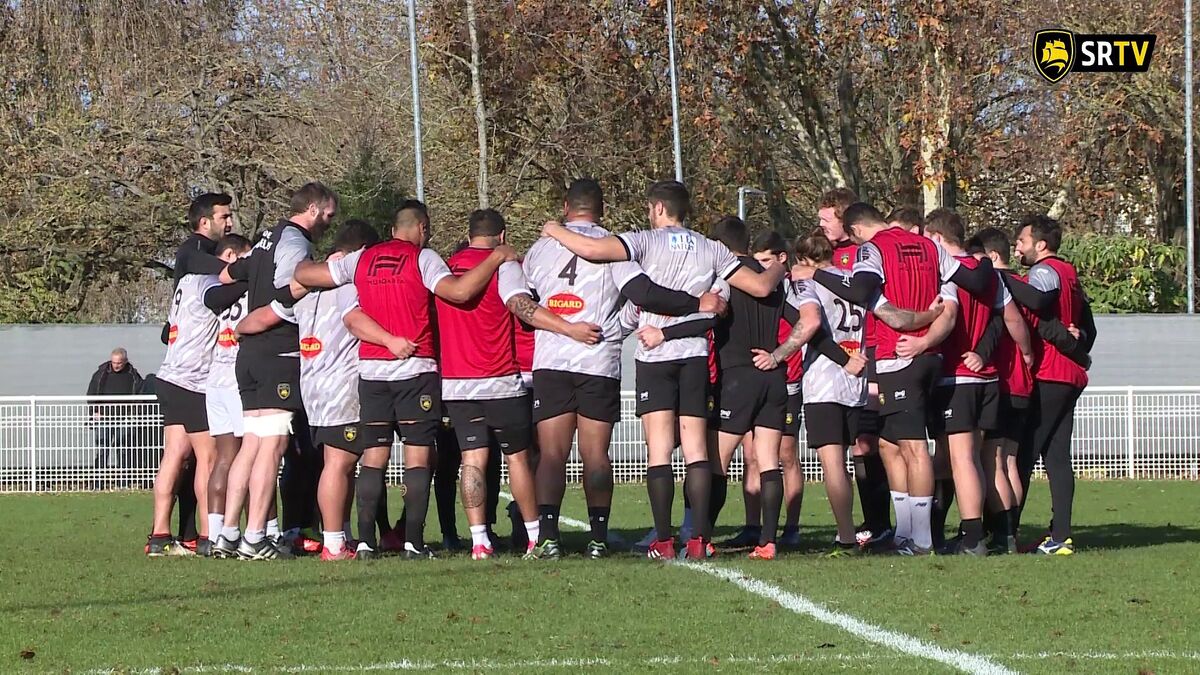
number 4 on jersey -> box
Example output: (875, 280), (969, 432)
(558, 255), (579, 286)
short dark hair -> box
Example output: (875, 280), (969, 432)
(187, 193), (233, 231)
(332, 219), (382, 254)
(972, 226), (1011, 264)
(215, 233), (252, 257)
(841, 202), (886, 231)
(394, 199), (430, 229)
(565, 178), (604, 217)
(646, 180), (690, 221)
(819, 188), (859, 218)
(924, 208), (965, 246)
(793, 228), (834, 264)
(468, 208), (506, 238)
(751, 230), (789, 256)
(1019, 214), (1063, 253)
(289, 182), (338, 215)
(965, 236), (986, 257)
(710, 216), (750, 253)
(886, 206), (924, 233)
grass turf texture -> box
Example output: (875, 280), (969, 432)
(0, 481), (1197, 674)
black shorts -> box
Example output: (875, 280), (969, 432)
(804, 402), (861, 449)
(236, 352), (303, 412)
(445, 396), (533, 454)
(716, 367), (787, 436)
(865, 346), (878, 385)
(359, 373), (441, 446)
(929, 381), (1002, 436)
(312, 423), (371, 455)
(857, 408), (880, 439)
(985, 394), (1030, 442)
(157, 379), (208, 433)
(877, 354), (941, 443)
(532, 370), (621, 425)
(634, 356), (710, 418)
(784, 389), (804, 437)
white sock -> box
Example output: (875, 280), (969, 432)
(910, 497), (932, 549)
(222, 525), (240, 541)
(524, 521), (540, 547)
(343, 521), (354, 541)
(891, 492), (911, 542)
(470, 524), (490, 548)
(244, 529), (265, 545)
(323, 530), (346, 554)
(266, 518), (280, 538)
(207, 514), (224, 543)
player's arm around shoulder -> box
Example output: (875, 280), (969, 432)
(541, 220), (629, 262)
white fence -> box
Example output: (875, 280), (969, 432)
(1, 388), (1198, 493)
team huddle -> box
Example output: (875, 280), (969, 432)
(146, 179), (1095, 562)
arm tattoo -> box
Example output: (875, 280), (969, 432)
(460, 463), (486, 510)
(772, 326), (810, 363)
(874, 302), (927, 332)
(507, 293), (540, 324)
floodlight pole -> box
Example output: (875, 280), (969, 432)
(1187, 0), (1195, 313)
(407, 0), (425, 202)
(667, 0), (684, 183)
(738, 186), (766, 222)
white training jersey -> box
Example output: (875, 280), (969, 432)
(523, 221), (645, 380)
(295, 284), (361, 427)
(784, 281), (805, 396)
(799, 280), (867, 408)
(158, 274), (221, 394)
(207, 291), (248, 392)
(618, 226), (741, 363)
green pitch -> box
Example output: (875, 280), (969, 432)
(0, 481), (1197, 674)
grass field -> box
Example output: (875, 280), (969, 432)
(1, 481), (1198, 674)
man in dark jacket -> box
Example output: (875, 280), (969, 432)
(86, 348), (145, 470)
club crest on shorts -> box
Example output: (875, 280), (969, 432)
(786, 413), (794, 426)
(707, 396), (715, 412)
(419, 394), (433, 412)
(343, 425), (358, 442)
(879, 393), (886, 406)
(277, 383), (291, 400)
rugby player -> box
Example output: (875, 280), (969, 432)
(543, 180), (786, 560)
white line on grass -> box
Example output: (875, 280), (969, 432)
(680, 561), (1017, 675)
(498, 490), (589, 530)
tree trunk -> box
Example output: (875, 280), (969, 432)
(466, 0), (489, 209)
(918, 13), (950, 214)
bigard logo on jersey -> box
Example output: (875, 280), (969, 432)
(547, 293), (585, 316)
(217, 328), (238, 349)
(167, 324), (179, 345)
(299, 336), (323, 358)
(1033, 29), (1155, 83)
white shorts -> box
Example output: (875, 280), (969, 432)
(206, 386), (244, 437)
(521, 371), (534, 391)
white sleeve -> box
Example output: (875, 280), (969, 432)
(335, 283), (360, 319)
(270, 300), (298, 323)
(851, 242), (884, 279)
(497, 261), (530, 304)
(418, 248), (453, 293)
(1028, 263), (1061, 292)
(273, 228), (312, 287)
(709, 239), (742, 279)
(610, 260), (645, 290)
(937, 244), (962, 282)
(786, 281), (805, 309)
(328, 249), (363, 287)
(617, 230), (649, 262)
(797, 281), (820, 307)
(995, 276), (1012, 309)
(711, 279), (731, 301)
(939, 281), (961, 303)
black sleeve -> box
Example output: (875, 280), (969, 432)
(973, 311), (1005, 363)
(205, 281), (248, 313)
(274, 284), (301, 308)
(782, 301), (799, 325)
(1036, 318), (1090, 367)
(226, 257), (250, 282)
(661, 317), (717, 341)
(178, 245), (227, 277)
(1078, 298), (1098, 354)
(620, 275), (700, 316)
(947, 256), (994, 295)
(813, 268), (880, 306)
(1002, 274), (1059, 316)
(810, 326), (850, 367)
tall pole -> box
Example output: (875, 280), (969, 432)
(1187, 0), (1195, 313)
(666, 0), (684, 183)
(407, 0), (425, 202)
(738, 186), (765, 222)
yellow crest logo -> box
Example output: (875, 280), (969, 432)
(707, 396), (715, 412)
(1034, 30), (1075, 83)
(419, 394), (433, 412)
(785, 413), (794, 426)
(277, 383), (291, 400)
(343, 426), (357, 442)
(879, 393), (886, 407)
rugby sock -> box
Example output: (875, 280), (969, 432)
(910, 497), (933, 550)
(265, 518), (280, 539)
(244, 529), (265, 545)
(709, 473), (729, 530)
(646, 465), (675, 541)
(403, 467), (432, 549)
(931, 479), (955, 548)
(356, 466), (385, 549)
(524, 521), (540, 549)
(538, 505), (561, 542)
(177, 462), (199, 541)
(684, 461), (712, 539)
(343, 520), (353, 541)
(588, 507), (610, 542)
(221, 525), (240, 542)
(856, 453), (892, 531)
(1006, 508), (1019, 539)
(376, 483), (390, 533)
(891, 491), (911, 542)
(759, 469), (783, 545)
(323, 530), (345, 555)
(961, 518), (984, 549)
(207, 514), (223, 543)
(470, 524), (490, 548)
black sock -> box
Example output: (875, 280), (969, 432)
(684, 461), (712, 540)
(486, 442), (502, 525)
(176, 461), (198, 540)
(931, 478), (955, 548)
(403, 467), (432, 549)
(587, 507), (610, 543)
(375, 479), (391, 533)
(759, 469), (783, 545)
(961, 517), (983, 548)
(854, 454), (892, 532)
(1007, 508), (1018, 539)
(709, 473), (729, 531)
(538, 504), (561, 542)
(356, 466), (385, 548)
(646, 465), (675, 541)
(435, 434), (461, 538)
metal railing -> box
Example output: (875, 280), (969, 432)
(1, 387), (1198, 493)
